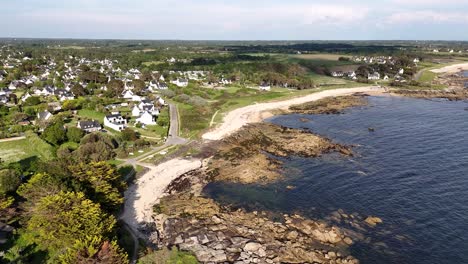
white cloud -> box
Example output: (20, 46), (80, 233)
(385, 10), (468, 24)
(390, 0), (468, 6)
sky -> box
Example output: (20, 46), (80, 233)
(2, 0), (468, 40)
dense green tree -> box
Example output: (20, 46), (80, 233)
(68, 162), (125, 211)
(61, 240), (128, 264)
(74, 133), (117, 162)
(67, 127), (84, 143)
(107, 80), (125, 98)
(0, 169), (21, 195)
(42, 122), (67, 145)
(23, 96), (41, 106)
(121, 128), (138, 141)
(72, 83), (87, 97)
(132, 79), (146, 95)
(23, 191), (117, 261)
(17, 173), (68, 205)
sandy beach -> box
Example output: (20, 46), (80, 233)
(121, 158), (202, 231)
(430, 63), (468, 74)
(122, 86), (381, 233)
(203, 86), (381, 141)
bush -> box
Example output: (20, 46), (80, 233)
(0, 169), (21, 195)
(121, 128), (139, 142)
(67, 127), (84, 143)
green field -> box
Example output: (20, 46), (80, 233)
(418, 71), (437, 83)
(0, 131), (55, 163)
(77, 109), (106, 120)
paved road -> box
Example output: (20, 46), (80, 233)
(120, 104), (188, 167)
(167, 104), (187, 145)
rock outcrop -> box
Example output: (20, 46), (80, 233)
(289, 95), (368, 115)
(207, 123), (353, 184)
(153, 194), (359, 264)
(393, 89), (468, 100)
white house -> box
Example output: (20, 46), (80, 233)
(171, 78), (188, 87)
(104, 113), (127, 131)
(60, 92), (75, 102)
(122, 90), (134, 99)
(383, 75), (389, 81)
(136, 111), (156, 126)
(37, 110), (53, 122)
(21, 92), (32, 102)
(398, 68), (405, 75)
(157, 97), (166, 106)
(368, 72), (381, 80)
(259, 83), (271, 91)
(346, 71), (357, 80)
(331, 71), (344, 77)
(77, 120), (101, 133)
(132, 105), (142, 117)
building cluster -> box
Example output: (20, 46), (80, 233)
(0, 48), (173, 134)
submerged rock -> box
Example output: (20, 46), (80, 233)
(365, 216), (383, 227)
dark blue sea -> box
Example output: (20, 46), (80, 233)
(204, 96), (468, 264)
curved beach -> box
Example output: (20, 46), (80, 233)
(430, 63), (468, 73)
(123, 86), (382, 235)
(202, 86), (381, 141)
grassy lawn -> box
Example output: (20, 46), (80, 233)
(142, 61), (165, 66)
(133, 125), (168, 139)
(419, 71), (437, 83)
(0, 131), (55, 163)
(77, 109), (106, 120)
(108, 159), (125, 166)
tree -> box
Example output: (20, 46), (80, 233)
(75, 133), (118, 162)
(71, 83), (87, 97)
(0, 169), (21, 195)
(42, 122), (67, 145)
(62, 99), (81, 111)
(68, 162), (125, 212)
(17, 173), (68, 205)
(121, 128), (138, 141)
(132, 79), (146, 95)
(107, 80), (124, 98)
(23, 96), (41, 106)
(67, 127), (84, 143)
(24, 191), (117, 261)
(61, 240), (128, 264)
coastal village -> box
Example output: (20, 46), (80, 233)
(1, 40), (468, 264)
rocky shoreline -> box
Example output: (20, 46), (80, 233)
(153, 193), (359, 264)
(392, 89), (468, 100)
(289, 95), (368, 115)
(145, 94), (384, 263)
(203, 122), (353, 185)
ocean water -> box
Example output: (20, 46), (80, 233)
(204, 96), (468, 264)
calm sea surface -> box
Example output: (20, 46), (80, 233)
(204, 96), (468, 264)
